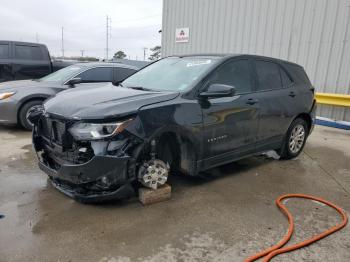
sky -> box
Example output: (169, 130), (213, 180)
(0, 0), (162, 60)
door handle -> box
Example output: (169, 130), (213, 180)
(289, 91), (296, 97)
(246, 98), (258, 105)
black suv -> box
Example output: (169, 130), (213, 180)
(31, 54), (316, 202)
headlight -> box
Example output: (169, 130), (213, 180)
(0, 92), (16, 100)
(69, 119), (134, 140)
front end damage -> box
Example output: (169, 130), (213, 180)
(31, 112), (143, 202)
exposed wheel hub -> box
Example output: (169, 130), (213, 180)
(138, 159), (169, 190)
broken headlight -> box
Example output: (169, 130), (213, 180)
(69, 119), (134, 141)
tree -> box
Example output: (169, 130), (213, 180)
(113, 51), (127, 59)
(148, 46), (161, 61)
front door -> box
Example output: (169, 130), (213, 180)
(200, 59), (259, 169)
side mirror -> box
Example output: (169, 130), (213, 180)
(199, 84), (236, 98)
(67, 77), (82, 87)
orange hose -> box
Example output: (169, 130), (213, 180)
(244, 194), (348, 262)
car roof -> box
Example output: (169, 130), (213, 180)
(169, 53), (302, 68)
(72, 62), (139, 70)
(0, 40), (47, 48)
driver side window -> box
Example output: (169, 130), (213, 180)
(209, 59), (253, 94)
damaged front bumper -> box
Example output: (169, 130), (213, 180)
(32, 117), (139, 203)
(37, 153), (135, 202)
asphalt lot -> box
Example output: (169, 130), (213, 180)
(0, 125), (349, 262)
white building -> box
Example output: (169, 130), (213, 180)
(161, 0), (350, 121)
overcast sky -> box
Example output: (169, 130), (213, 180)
(0, 0), (162, 60)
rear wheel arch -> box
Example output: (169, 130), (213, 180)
(280, 117), (309, 159)
(293, 113), (312, 132)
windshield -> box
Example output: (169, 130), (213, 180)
(122, 57), (221, 91)
(39, 65), (85, 83)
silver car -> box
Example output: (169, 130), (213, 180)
(0, 62), (139, 130)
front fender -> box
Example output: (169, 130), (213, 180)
(126, 101), (202, 149)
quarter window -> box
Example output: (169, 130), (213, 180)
(15, 45), (43, 60)
(256, 61), (282, 91)
(0, 44), (9, 59)
(78, 67), (113, 82)
(209, 59), (253, 94)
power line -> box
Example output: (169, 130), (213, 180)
(106, 15), (112, 60)
(143, 47), (148, 61)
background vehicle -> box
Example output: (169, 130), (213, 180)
(0, 62), (139, 130)
(0, 40), (74, 82)
(31, 54), (316, 202)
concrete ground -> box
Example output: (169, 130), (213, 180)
(0, 125), (349, 262)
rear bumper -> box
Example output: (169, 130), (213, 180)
(309, 100), (317, 134)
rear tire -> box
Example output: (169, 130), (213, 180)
(19, 100), (43, 131)
(280, 118), (309, 160)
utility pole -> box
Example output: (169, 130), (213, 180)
(36, 33), (39, 43)
(80, 50), (84, 57)
(61, 27), (64, 58)
(143, 47), (148, 61)
(106, 15), (112, 61)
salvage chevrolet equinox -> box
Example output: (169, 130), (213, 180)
(30, 54), (316, 203)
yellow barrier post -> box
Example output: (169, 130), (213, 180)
(315, 93), (350, 107)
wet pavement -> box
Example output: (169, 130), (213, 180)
(0, 125), (349, 262)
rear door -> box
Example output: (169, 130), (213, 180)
(200, 58), (259, 168)
(0, 42), (13, 82)
(253, 59), (296, 150)
(12, 44), (51, 80)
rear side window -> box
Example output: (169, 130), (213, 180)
(15, 45), (43, 60)
(0, 44), (9, 59)
(280, 67), (293, 87)
(283, 63), (311, 85)
(78, 67), (113, 83)
(209, 59), (253, 94)
(116, 67), (137, 82)
(256, 61), (282, 91)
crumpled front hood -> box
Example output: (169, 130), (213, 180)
(44, 84), (179, 120)
(0, 80), (61, 91)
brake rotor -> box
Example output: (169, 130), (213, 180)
(138, 159), (169, 190)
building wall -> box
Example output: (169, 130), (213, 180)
(162, 0), (350, 121)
